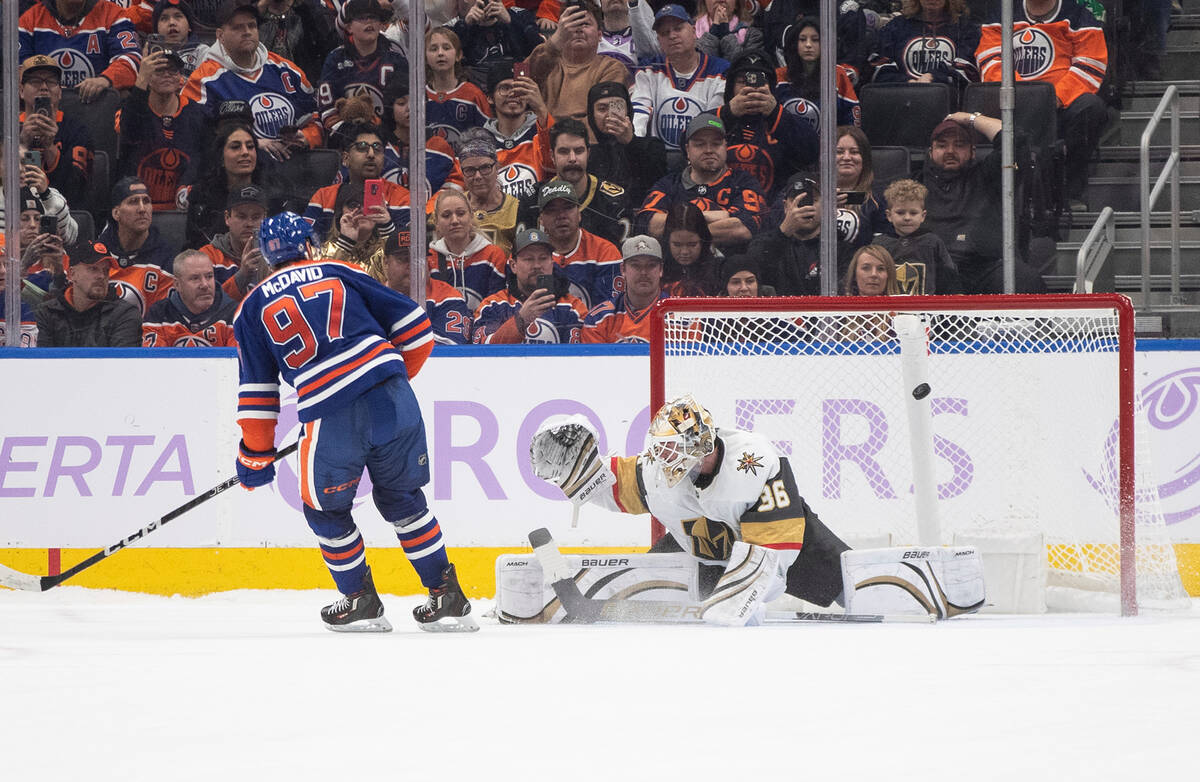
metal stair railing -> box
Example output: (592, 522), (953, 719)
(1141, 84), (1183, 302)
(1075, 206), (1116, 293)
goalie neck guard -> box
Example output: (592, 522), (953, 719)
(646, 394), (716, 487)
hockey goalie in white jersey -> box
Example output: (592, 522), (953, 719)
(530, 394), (985, 624)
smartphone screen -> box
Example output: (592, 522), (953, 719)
(363, 179), (385, 212)
(535, 274), (555, 294)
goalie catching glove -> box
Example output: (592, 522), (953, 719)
(236, 441), (277, 490)
(529, 415), (612, 505)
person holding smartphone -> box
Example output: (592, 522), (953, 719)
(586, 80), (667, 207)
(526, 0), (630, 134)
(10, 187), (69, 307)
(15, 56), (93, 209)
(472, 229), (589, 344)
(716, 49), (816, 200)
(1, 139), (80, 249)
(449, 0), (541, 88)
(303, 123), (411, 240)
(748, 175), (854, 296)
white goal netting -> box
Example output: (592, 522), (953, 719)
(654, 295), (1188, 614)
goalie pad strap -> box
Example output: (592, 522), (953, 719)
(700, 542), (785, 626)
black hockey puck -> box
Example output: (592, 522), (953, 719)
(912, 383), (931, 400)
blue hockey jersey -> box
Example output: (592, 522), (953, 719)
(316, 41), (409, 133)
(233, 259), (434, 426)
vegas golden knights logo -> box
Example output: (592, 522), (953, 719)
(682, 517), (735, 561)
(896, 262), (927, 295)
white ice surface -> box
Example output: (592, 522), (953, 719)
(3, 588), (1199, 781)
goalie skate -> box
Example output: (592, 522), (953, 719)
(321, 567), (393, 633)
(413, 564), (479, 633)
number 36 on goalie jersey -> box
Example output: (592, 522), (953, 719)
(678, 457), (810, 561)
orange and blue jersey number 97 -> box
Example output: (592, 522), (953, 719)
(261, 279), (348, 369)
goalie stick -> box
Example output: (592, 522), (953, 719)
(0, 442), (300, 592)
(527, 528), (936, 625)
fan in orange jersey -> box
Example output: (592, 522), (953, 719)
(99, 177), (177, 316)
(142, 250), (238, 346)
(582, 234), (667, 344)
(976, 0), (1107, 207)
(477, 62), (554, 201)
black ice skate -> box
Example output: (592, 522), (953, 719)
(412, 564), (479, 632)
(321, 567), (393, 633)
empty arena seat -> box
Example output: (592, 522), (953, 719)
(859, 83), (954, 149)
(871, 146), (912, 188)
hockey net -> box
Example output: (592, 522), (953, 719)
(650, 294), (1189, 615)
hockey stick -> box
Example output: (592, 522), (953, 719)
(0, 442), (299, 592)
(527, 528), (935, 625)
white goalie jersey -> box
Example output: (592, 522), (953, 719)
(590, 428), (808, 568)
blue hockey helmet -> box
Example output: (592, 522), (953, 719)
(258, 211), (314, 267)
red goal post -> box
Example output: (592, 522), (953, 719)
(650, 293), (1187, 616)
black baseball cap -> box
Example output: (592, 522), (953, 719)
(227, 185), (267, 209)
(111, 176), (150, 205)
(342, 0), (391, 21)
(64, 241), (115, 271)
(216, 0), (260, 26)
(384, 230), (411, 255)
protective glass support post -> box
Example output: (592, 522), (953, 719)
(4, 0), (23, 347)
(818, 0), (836, 296)
(1000, 0), (1016, 294)
(408, 0), (428, 304)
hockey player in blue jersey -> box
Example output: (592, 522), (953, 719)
(232, 211), (477, 633)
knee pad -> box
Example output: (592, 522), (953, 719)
(374, 486), (427, 525)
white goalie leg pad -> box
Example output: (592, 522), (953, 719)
(700, 542), (786, 627)
(495, 552), (698, 623)
(529, 415), (613, 506)
(841, 547), (986, 619)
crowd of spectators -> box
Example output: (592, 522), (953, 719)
(0, 0), (1177, 347)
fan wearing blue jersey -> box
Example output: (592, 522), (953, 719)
(233, 212), (477, 633)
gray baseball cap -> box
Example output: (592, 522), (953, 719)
(621, 234), (663, 262)
(684, 112), (725, 144)
(512, 228), (553, 255)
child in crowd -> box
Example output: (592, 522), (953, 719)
(874, 178), (961, 295)
(425, 26), (493, 146)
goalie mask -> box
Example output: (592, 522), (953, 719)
(646, 394), (716, 487)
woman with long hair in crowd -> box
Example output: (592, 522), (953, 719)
(774, 16), (860, 132)
(842, 244), (899, 297)
(661, 203), (721, 297)
(178, 121), (277, 247)
(424, 26), (492, 147)
(426, 188), (508, 312)
(839, 244), (900, 341)
(833, 125), (887, 250)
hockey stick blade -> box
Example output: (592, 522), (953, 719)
(527, 529), (938, 626)
(0, 442), (299, 592)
